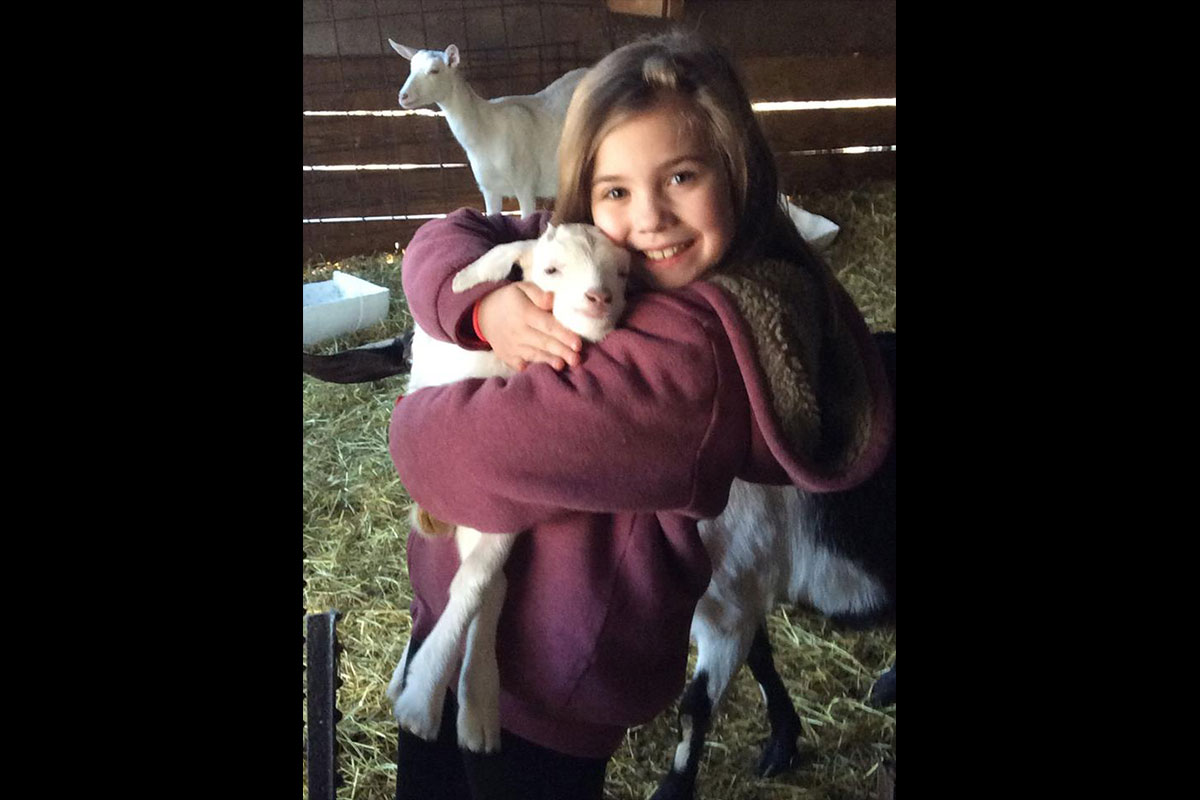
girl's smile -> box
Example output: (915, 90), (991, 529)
(643, 239), (694, 262)
(589, 95), (735, 289)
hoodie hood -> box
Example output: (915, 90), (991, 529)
(692, 257), (893, 492)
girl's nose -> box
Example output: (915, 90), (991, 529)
(634, 191), (671, 232)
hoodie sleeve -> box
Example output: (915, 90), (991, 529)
(389, 289), (751, 534)
(402, 208), (550, 346)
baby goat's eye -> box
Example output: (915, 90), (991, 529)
(544, 266), (559, 275)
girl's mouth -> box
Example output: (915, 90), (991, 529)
(642, 239), (694, 266)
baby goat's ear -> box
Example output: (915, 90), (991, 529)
(389, 40), (417, 60)
(444, 44), (461, 68)
(515, 246), (536, 272)
(543, 222), (558, 241)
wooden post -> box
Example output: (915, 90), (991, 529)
(606, 0), (685, 20)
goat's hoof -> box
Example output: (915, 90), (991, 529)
(457, 699), (502, 754)
(868, 665), (896, 707)
(384, 659), (407, 705)
(392, 687), (443, 742)
(650, 769), (695, 800)
(756, 732), (805, 778)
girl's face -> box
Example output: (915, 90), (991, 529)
(589, 95), (736, 290)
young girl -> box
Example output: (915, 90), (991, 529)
(389, 31), (894, 800)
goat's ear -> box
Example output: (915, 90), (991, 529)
(543, 222), (557, 241)
(515, 244), (537, 272)
(444, 44), (460, 68)
(389, 40), (417, 60)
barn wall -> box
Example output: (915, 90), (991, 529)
(302, 0), (896, 262)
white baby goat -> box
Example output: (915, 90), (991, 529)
(389, 41), (588, 218)
(386, 222), (631, 753)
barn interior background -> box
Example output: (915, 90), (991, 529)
(303, 2), (896, 798)
(303, 0), (895, 263)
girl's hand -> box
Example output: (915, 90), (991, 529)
(476, 282), (583, 372)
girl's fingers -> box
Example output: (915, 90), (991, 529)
(477, 281), (583, 369)
(523, 305), (582, 354)
(533, 331), (581, 367)
(535, 316), (583, 355)
(511, 283), (583, 354)
(514, 282), (553, 311)
(518, 343), (570, 371)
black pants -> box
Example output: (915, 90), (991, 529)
(395, 691), (609, 800)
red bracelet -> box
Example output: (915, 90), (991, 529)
(472, 300), (489, 345)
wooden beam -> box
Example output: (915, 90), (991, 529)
(739, 55), (895, 102)
(302, 106), (893, 170)
(775, 150), (896, 195)
(607, 1), (685, 20)
(302, 153), (894, 263)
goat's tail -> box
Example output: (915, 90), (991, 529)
(410, 504), (456, 539)
(302, 330), (413, 384)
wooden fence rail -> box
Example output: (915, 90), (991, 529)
(302, 17), (895, 262)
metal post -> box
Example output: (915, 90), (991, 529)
(306, 610), (342, 799)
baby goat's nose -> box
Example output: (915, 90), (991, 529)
(585, 289), (612, 306)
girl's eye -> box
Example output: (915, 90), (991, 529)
(599, 187), (626, 201)
(670, 171), (696, 185)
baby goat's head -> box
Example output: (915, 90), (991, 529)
(389, 40), (459, 110)
(532, 223), (630, 343)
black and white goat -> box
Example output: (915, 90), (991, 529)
(651, 330), (896, 800)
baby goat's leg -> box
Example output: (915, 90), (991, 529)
(385, 636), (413, 710)
(745, 623), (805, 777)
(652, 597), (758, 800)
(456, 568), (507, 753)
(391, 529), (516, 741)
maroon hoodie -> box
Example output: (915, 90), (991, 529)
(389, 208), (892, 758)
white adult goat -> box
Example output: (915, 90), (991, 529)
(389, 41), (588, 218)
(386, 222), (631, 753)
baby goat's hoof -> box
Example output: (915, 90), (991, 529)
(385, 658), (407, 706)
(392, 686), (444, 742)
(457, 698), (502, 754)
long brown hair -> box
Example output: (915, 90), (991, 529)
(554, 31), (820, 273)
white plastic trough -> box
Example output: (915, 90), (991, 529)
(303, 271), (390, 346)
